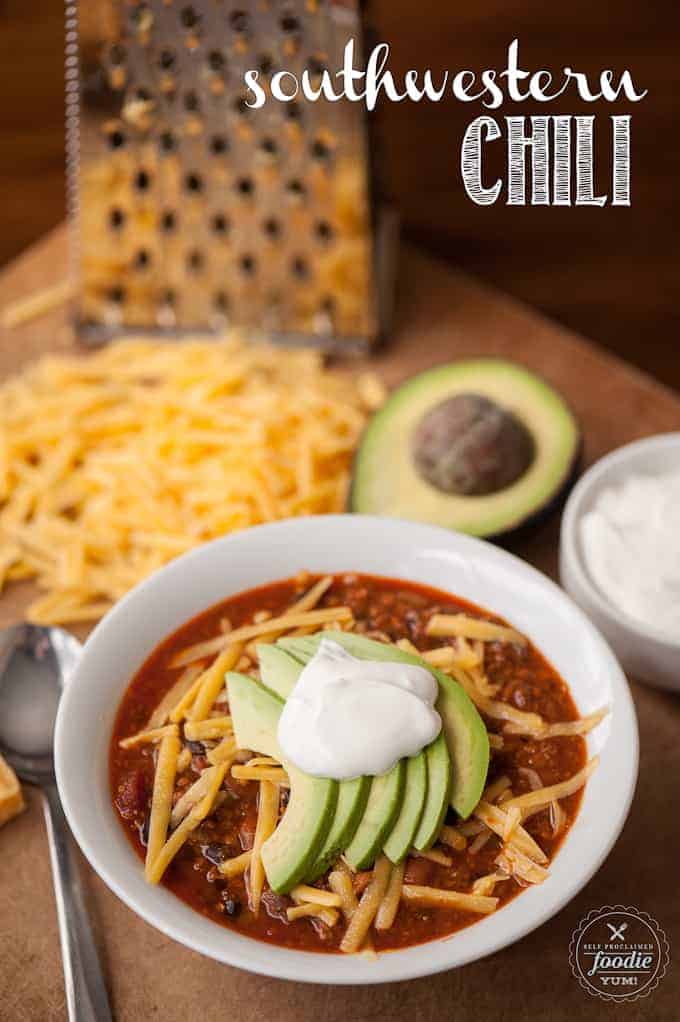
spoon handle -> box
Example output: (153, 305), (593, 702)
(42, 784), (113, 1022)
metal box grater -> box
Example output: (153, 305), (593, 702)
(66, 0), (394, 351)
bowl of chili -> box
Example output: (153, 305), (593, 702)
(54, 515), (638, 984)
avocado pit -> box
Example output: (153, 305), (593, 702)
(411, 392), (535, 496)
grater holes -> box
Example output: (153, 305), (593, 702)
(211, 213), (230, 235)
(159, 131), (177, 154)
(134, 249), (151, 270)
(186, 249), (205, 273)
(235, 176), (254, 198)
(160, 210), (177, 233)
(239, 254), (256, 276)
(229, 10), (249, 33)
(109, 208), (126, 230)
(314, 219), (334, 243)
(258, 54), (273, 75)
(310, 138), (332, 162)
(280, 12), (301, 34)
(207, 50), (225, 73)
(262, 217), (282, 240)
(209, 134), (229, 156)
(285, 103), (303, 123)
(259, 137), (278, 158)
(184, 90), (201, 112)
(308, 53), (328, 77)
(134, 169), (151, 191)
(108, 285), (126, 304)
(291, 256), (310, 279)
(107, 128), (126, 150)
(158, 49), (177, 71)
(157, 290), (176, 327)
(214, 291), (230, 313)
(286, 178), (306, 201)
(184, 172), (204, 194)
(180, 6), (200, 29)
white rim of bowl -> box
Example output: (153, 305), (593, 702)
(561, 431), (680, 650)
(55, 515), (639, 984)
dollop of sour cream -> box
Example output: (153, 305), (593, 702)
(580, 469), (680, 639)
(277, 639), (442, 780)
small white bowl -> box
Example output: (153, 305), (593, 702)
(560, 433), (680, 693)
(55, 515), (637, 984)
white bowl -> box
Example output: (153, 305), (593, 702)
(560, 433), (680, 692)
(55, 515), (637, 985)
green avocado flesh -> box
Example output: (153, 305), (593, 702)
(349, 358), (581, 538)
(226, 672), (338, 893)
(383, 752), (427, 863)
(278, 631), (489, 820)
(413, 732), (452, 850)
(257, 644), (371, 878)
(344, 761), (406, 870)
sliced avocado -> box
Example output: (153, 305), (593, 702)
(349, 359), (581, 539)
(257, 643), (372, 877)
(307, 775), (371, 880)
(344, 760), (406, 870)
(436, 668), (490, 818)
(383, 752), (427, 863)
(279, 631), (488, 819)
(226, 671), (338, 893)
(256, 642), (302, 700)
(413, 732), (451, 850)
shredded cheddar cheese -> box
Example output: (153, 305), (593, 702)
(0, 336), (382, 625)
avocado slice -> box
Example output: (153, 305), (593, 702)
(344, 760), (406, 870)
(226, 671), (338, 893)
(383, 752), (427, 863)
(256, 642), (303, 700)
(256, 643), (371, 878)
(279, 631), (488, 819)
(349, 359), (581, 539)
(412, 732), (452, 850)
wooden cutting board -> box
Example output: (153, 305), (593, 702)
(0, 226), (677, 1022)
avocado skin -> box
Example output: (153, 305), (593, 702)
(348, 358), (582, 541)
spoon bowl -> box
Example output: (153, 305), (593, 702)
(0, 624), (82, 783)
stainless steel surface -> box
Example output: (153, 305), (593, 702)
(69, 0), (386, 348)
(0, 625), (112, 1022)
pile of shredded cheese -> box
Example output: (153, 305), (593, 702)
(0, 335), (385, 625)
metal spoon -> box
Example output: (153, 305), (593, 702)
(0, 624), (113, 1022)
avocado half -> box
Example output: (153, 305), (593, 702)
(349, 359), (581, 539)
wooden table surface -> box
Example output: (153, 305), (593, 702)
(0, 227), (678, 1021)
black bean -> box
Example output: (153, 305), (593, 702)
(187, 740), (205, 755)
(221, 892), (240, 916)
(203, 843), (228, 866)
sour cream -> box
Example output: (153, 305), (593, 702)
(580, 470), (680, 639)
(277, 639), (442, 780)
